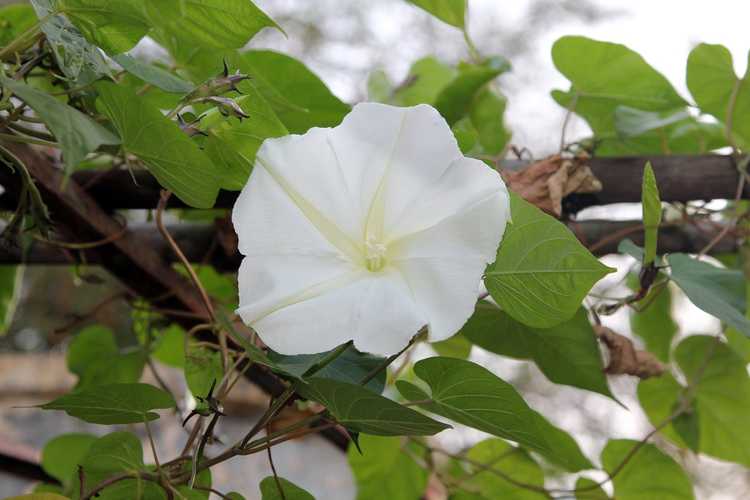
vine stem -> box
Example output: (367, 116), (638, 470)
(156, 190), (215, 323)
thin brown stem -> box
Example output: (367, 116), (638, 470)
(156, 190), (215, 322)
(266, 423), (287, 500)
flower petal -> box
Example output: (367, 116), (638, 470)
(329, 103), (463, 240)
(250, 268), (426, 356)
(232, 161), (351, 258)
(390, 190), (510, 342)
(236, 254), (360, 327)
(386, 157), (509, 243)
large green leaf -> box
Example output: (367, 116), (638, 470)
(641, 162), (661, 265)
(469, 88), (510, 155)
(457, 439), (547, 500)
(628, 276), (677, 363)
(485, 193), (614, 328)
(407, 0), (466, 28)
(113, 54), (194, 93)
(41, 433), (97, 488)
(601, 439), (694, 500)
(461, 303), (612, 398)
(146, 0), (280, 50)
(668, 253), (750, 337)
(348, 435), (428, 500)
(259, 477), (314, 500)
(67, 326), (145, 389)
(185, 343), (224, 399)
(1, 77), (120, 172)
(551, 36), (689, 154)
(435, 58), (509, 125)
(393, 56), (457, 106)
(687, 44), (750, 146)
(639, 335), (750, 467)
(239, 50), (350, 134)
(551, 35), (685, 116)
(71, 432), (165, 500)
(56, 0), (149, 54)
(269, 347), (387, 394)
(31, 0), (111, 83)
(7, 495), (70, 500)
(396, 357), (592, 471)
(298, 378), (449, 436)
(200, 81), (288, 189)
(0, 4), (37, 46)
(40, 382), (175, 424)
(95, 81), (220, 208)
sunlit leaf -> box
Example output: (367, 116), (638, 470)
(687, 43), (750, 146)
(485, 193), (614, 328)
(146, 0), (281, 50)
(407, 0), (466, 28)
(56, 0), (149, 54)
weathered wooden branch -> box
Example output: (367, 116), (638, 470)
(1, 154), (745, 211)
(0, 218), (738, 268)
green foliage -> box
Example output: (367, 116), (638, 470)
(40, 382), (175, 424)
(348, 435), (428, 500)
(668, 253), (750, 336)
(687, 43), (750, 146)
(394, 57), (457, 106)
(67, 325), (145, 389)
(0, 4), (36, 46)
(396, 357), (592, 471)
(407, 0), (466, 28)
(269, 347), (388, 394)
(485, 193), (614, 328)
(430, 332), (472, 359)
(31, 0), (111, 83)
(112, 54), (194, 93)
(549, 35), (721, 154)
(41, 433), (97, 488)
(146, 0), (281, 50)
(461, 303), (612, 397)
(1, 76), (120, 172)
(95, 81), (220, 208)
(574, 478), (609, 500)
(435, 58), (509, 125)
(260, 477), (315, 500)
(7, 495), (70, 500)
(239, 51), (350, 134)
(601, 439), (694, 499)
(298, 377), (449, 436)
(56, 0), (150, 55)
(641, 162), (661, 265)
(639, 335), (750, 467)
(456, 439), (546, 500)
(200, 82), (288, 189)
(184, 343), (224, 398)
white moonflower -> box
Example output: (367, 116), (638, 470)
(232, 103), (510, 356)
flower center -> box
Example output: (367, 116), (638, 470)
(364, 236), (388, 272)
